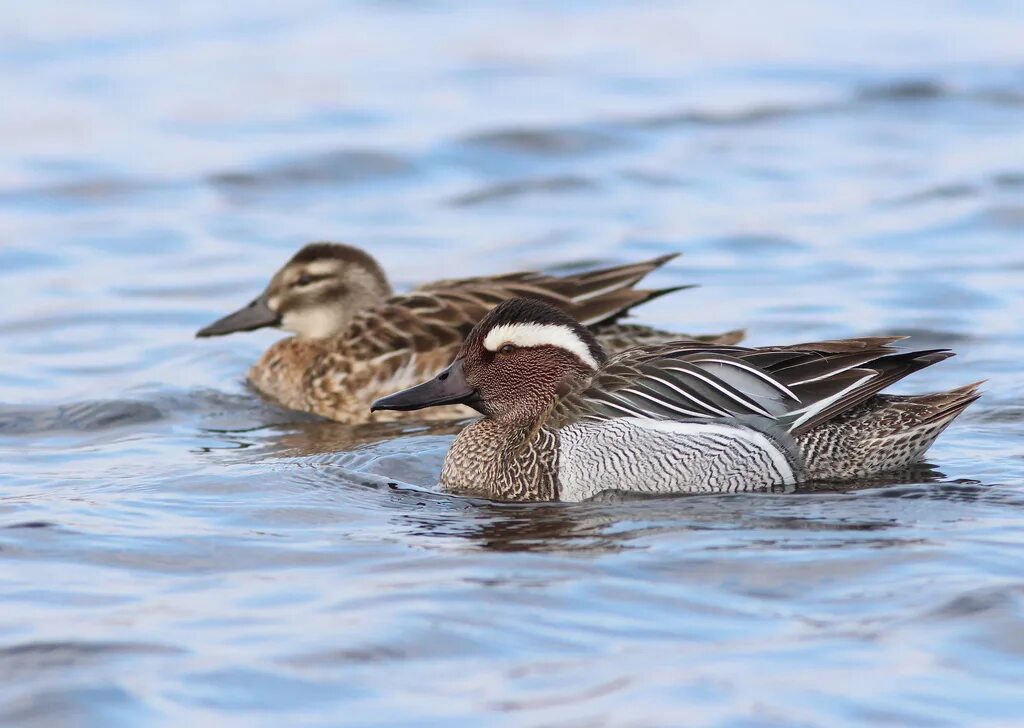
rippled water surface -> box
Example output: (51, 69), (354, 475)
(2, 1), (1024, 725)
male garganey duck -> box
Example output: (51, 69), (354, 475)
(371, 298), (980, 501)
(196, 243), (742, 423)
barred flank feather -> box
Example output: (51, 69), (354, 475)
(797, 382), (983, 479)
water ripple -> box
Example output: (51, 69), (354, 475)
(1, 2), (1023, 726)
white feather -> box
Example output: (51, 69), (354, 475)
(557, 418), (797, 501)
(483, 323), (600, 369)
(658, 365), (774, 417)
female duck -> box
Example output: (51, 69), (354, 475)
(372, 298), (980, 501)
(196, 243), (742, 423)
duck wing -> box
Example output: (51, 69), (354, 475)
(412, 254), (687, 327)
(551, 338), (953, 436)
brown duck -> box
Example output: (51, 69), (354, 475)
(196, 243), (742, 423)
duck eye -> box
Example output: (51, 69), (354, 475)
(498, 343), (516, 355)
(295, 273), (315, 287)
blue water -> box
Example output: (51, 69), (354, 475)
(1, 1), (1023, 725)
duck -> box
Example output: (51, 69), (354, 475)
(196, 242), (743, 423)
(371, 297), (981, 501)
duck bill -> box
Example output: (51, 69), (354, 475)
(371, 359), (479, 412)
(196, 293), (280, 337)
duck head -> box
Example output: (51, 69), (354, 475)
(372, 298), (607, 424)
(196, 242), (392, 339)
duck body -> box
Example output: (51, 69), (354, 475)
(441, 390), (978, 501)
(373, 298), (980, 502)
(199, 243), (742, 423)
(442, 416), (801, 501)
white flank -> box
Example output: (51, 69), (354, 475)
(557, 418), (797, 501)
(483, 323), (600, 369)
(638, 419), (797, 484)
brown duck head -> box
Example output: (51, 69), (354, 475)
(372, 298), (606, 424)
(196, 242), (392, 339)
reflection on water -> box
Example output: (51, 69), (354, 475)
(1, 0), (1023, 725)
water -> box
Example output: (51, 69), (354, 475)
(1, 1), (1023, 725)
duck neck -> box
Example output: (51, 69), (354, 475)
(440, 417), (559, 502)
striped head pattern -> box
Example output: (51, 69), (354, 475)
(196, 242), (392, 339)
(459, 298), (607, 422)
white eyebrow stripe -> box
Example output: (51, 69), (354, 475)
(483, 323), (600, 370)
(303, 261), (341, 277)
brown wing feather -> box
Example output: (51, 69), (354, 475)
(410, 255), (692, 329)
(414, 254), (679, 297)
(594, 324), (746, 350)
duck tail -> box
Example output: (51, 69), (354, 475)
(898, 381), (984, 429)
(796, 382), (982, 480)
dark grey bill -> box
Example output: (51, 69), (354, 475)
(370, 359), (481, 412)
(196, 294), (280, 337)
